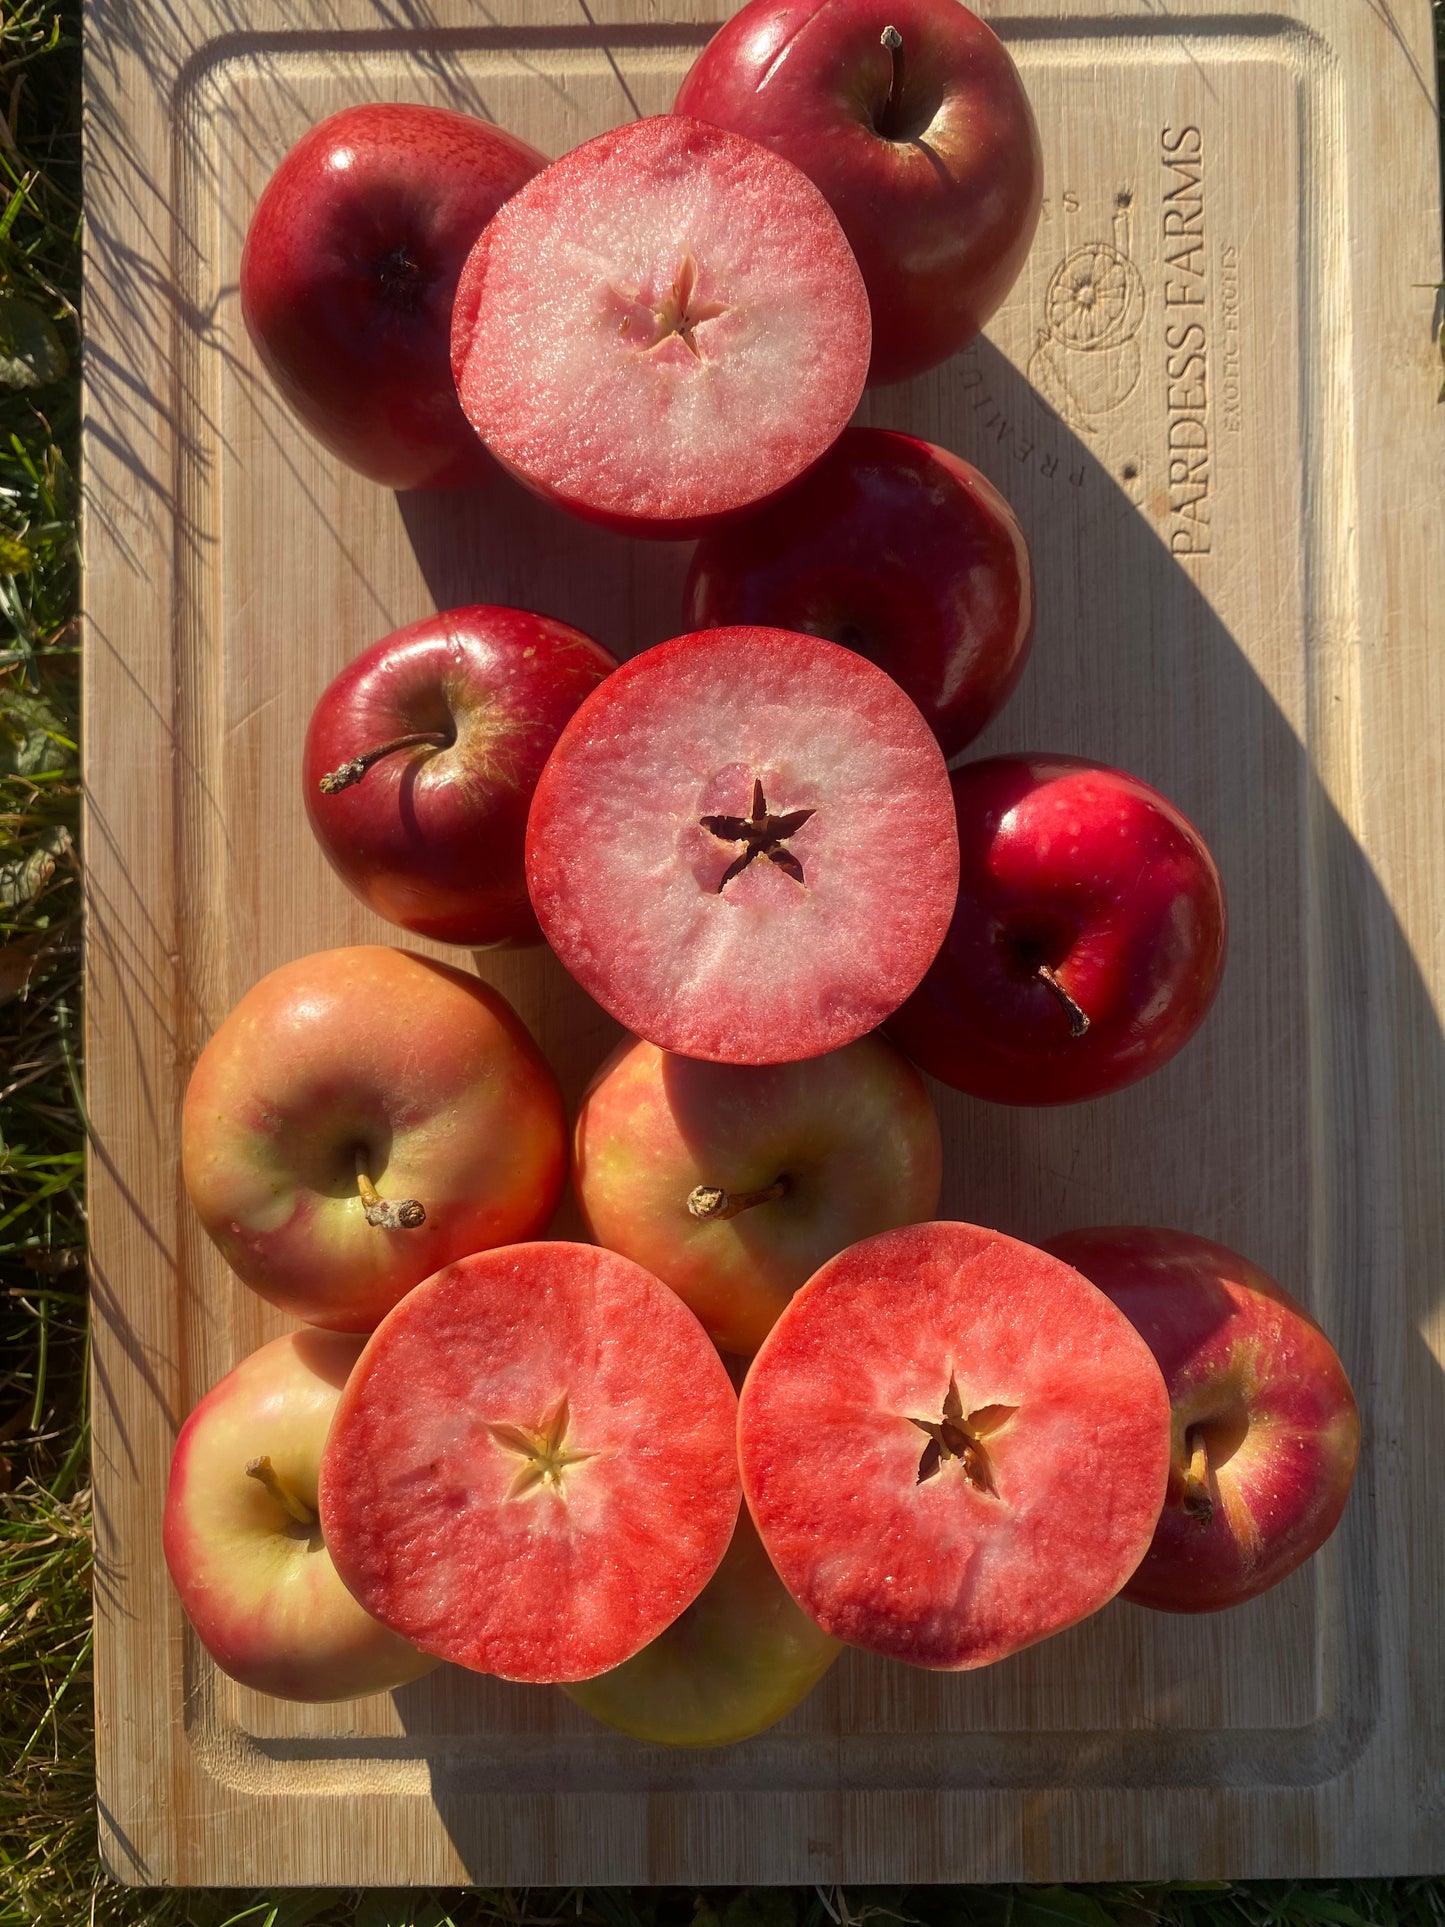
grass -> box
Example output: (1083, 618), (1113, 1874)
(1, 0), (1442, 1919)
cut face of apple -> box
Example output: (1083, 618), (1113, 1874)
(526, 628), (959, 1064)
(738, 1221), (1172, 1669)
(163, 1331), (438, 1701)
(563, 1509), (840, 1747)
(450, 116), (872, 537)
(1043, 1226), (1361, 1612)
(181, 947), (567, 1330)
(574, 1031), (943, 1354)
(318, 1242), (741, 1683)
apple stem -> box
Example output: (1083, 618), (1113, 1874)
(356, 1158), (426, 1231)
(687, 1179), (787, 1222)
(1035, 962), (1091, 1038)
(1181, 1428), (1214, 1522)
(880, 25), (906, 126)
(318, 730), (450, 796)
(245, 1454), (317, 1527)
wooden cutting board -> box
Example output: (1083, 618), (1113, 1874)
(83, 0), (1445, 1886)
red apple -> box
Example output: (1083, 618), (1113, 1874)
(163, 1331), (438, 1700)
(1042, 1227), (1361, 1612)
(574, 1031), (943, 1354)
(674, 0), (1042, 387)
(450, 115), (871, 538)
(181, 947), (567, 1331)
(525, 627), (959, 1064)
(685, 427), (1034, 759)
(303, 605), (616, 947)
(319, 1242), (741, 1682)
(562, 1509), (840, 1747)
(738, 1221), (1172, 1668)
(888, 755), (1227, 1104)
(240, 102), (545, 490)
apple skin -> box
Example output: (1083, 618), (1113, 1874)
(303, 606), (616, 947)
(163, 1330), (438, 1700)
(887, 755), (1227, 1104)
(674, 0), (1043, 386)
(684, 427), (1035, 760)
(240, 103), (545, 490)
(1043, 1227), (1361, 1612)
(562, 1509), (840, 1747)
(573, 1031), (943, 1355)
(181, 947), (567, 1331)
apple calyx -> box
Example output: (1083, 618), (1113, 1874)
(245, 1453), (318, 1528)
(1035, 962), (1091, 1038)
(907, 1373), (1015, 1490)
(700, 777), (815, 891)
(687, 1178), (789, 1222)
(486, 1392), (598, 1500)
(1180, 1427), (1215, 1523)
(378, 245), (427, 314)
(356, 1158), (426, 1231)
(318, 729), (452, 796)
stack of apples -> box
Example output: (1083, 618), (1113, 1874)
(164, 0), (1360, 1747)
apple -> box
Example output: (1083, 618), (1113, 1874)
(303, 605), (616, 947)
(240, 102), (544, 490)
(181, 946), (567, 1331)
(526, 627), (959, 1065)
(573, 1030), (943, 1354)
(684, 427), (1035, 760)
(319, 1241), (741, 1683)
(1042, 1227), (1361, 1612)
(738, 1221), (1172, 1668)
(449, 115), (871, 538)
(887, 755), (1227, 1104)
(163, 1330), (438, 1700)
(562, 1509), (840, 1747)
(674, 0), (1042, 387)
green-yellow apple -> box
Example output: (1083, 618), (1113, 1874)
(163, 1329), (438, 1700)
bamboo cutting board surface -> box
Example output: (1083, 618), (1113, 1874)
(83, 0), (1445, 1886)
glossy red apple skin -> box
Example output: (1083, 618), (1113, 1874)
(685, 428), (1034, 760)
(303, 606), (616, 947)
(1043, 1227), (1361, 1613)
(675, 0), (1043, 386)
(888, 755), (1227, 1105)
(181, 947), (567, 1331)
(574, 1031), (943, 1355)
(163, 1331), (438, 1701)
(240, 103), (545, 490)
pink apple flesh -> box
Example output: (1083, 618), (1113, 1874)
(162, 1330), (438, 1701)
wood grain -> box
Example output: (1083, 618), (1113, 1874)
(83, 0), (1445, 1885)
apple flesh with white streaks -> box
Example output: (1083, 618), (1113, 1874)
(163, 1330), (437, 1700)
(1043, 1226), (1361, 1612)
(739, 1220), (1172, 1668)
(563, 1509), (840, 1747)
(574, 1030), (943, 1354)
(525, 627), (959, 1064)
(319, 1242), (741, 1682)
(181, 946), (567, 1331)
(450, 115), (872, 537)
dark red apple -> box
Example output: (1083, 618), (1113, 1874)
(1043, 1227), (1361, 1612)
(685, 427), (1034, 759)
(738, 1221), (1172, 1668)
(888, 755), (1227, 1104)
(450, 115), (871, 538)
(303, 606), (616, 947)
(240, 103), (545, 490)
(574, 1030), (942, 1354)
(319, 1241), (741, 1683)
(675, 0), (1042, 386)
(525, 627), (959, 1064)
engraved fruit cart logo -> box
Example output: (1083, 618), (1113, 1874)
(1027, 196), (1146, 430)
